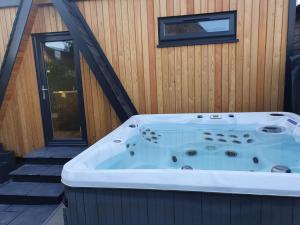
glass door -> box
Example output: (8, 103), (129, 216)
(33, 32), (87, 146)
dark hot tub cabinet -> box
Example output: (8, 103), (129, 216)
(64, 187), (300, 225)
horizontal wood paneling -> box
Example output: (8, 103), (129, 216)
(0, 0), (290, 155)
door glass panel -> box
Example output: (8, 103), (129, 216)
(42, 41), (81, 139)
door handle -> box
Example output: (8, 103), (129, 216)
(41, 85), (48, 100)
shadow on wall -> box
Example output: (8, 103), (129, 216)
(291, 55), (300, 115)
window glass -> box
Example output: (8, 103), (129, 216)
(158, 11), (237, 47)
(164, 19), (230, 36)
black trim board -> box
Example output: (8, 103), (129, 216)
(157, 38), (239, 48)
(284, 0), (297, 112)
(0, 0), (20, 8)
(0, 0), (33, 110)
(52, 0), (138, 122)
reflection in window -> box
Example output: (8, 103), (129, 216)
(165, 19), (230, 36)
(198, 19), (230, 32)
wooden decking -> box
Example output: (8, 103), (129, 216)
(0, 204), (58, 225)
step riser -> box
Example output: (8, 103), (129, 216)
(0, 167), (9, 183)
(0, 162), (15, 183)
(25, 158), (70, 165)
(0, 151), (15, 163)
(10, 175), (61, 183)
(0, 195), (63, 205)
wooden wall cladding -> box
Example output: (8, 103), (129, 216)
(76, 0), (289, 144)
(0, 0), (289, 155)
(0, 6), (64, 155)
(0, 7), (17, 65)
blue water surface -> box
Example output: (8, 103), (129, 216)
(96, 123), (300, 173)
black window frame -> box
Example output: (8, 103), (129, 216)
(158, 11), (238, 48)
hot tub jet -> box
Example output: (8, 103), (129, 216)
(186, 150), (198, 156)
(181, 165), (193, 170)
(226, 150), (237, 157)
(271, 165), (291, 173)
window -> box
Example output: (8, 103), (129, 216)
(158, 11), (238, 48)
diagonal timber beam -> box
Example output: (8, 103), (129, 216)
(0, 0), (38, 121)
(52, 0), (138, 122)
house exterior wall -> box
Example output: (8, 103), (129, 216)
(0, 0), (290, 155)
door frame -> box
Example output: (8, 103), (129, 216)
(32, 32), (88, 147)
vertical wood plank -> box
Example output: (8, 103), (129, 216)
(228, 0), (237, 112)
(215, 0), (223, 112)
(134, 0), (146, 113)
(160, 0), (169, 113)
(180, 0), (189, 113)
(187, 0), (195, 112)
(140, 0), (151, 113)
(221, 0), (230, 112)
(249, 0), (260, 111)
(154, 0), (163, 113)
(167, 0), (176, 113)
(208, 0), (215, 112)
(194, 0), (202, 112)
(270, 0), (284, 110)
(174, 0), (182, 113)
(278, 0), (289, 110)
(242, 0), (252, 112)
(127, 0), (140, 110)
(264, 0), (276, 110)
(256, 0), (268, 111)
(201, 0), (208, 112)
(147, 0), (158, 113)
(235, 0), (245, 112)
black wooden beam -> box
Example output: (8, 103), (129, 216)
(0, 0), (33, 109)
(284, 0), (297, 112)
(51, 0), (138, 122)
(0, 0), (20, 8)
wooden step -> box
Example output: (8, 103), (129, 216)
(24, 146), (85, 165)
(9, 164), (63, 183)
(0, 181), (64, 205)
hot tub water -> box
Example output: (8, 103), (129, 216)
(96, 123), (300, 173)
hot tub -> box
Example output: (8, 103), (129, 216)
(62, 112), (300, 225)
